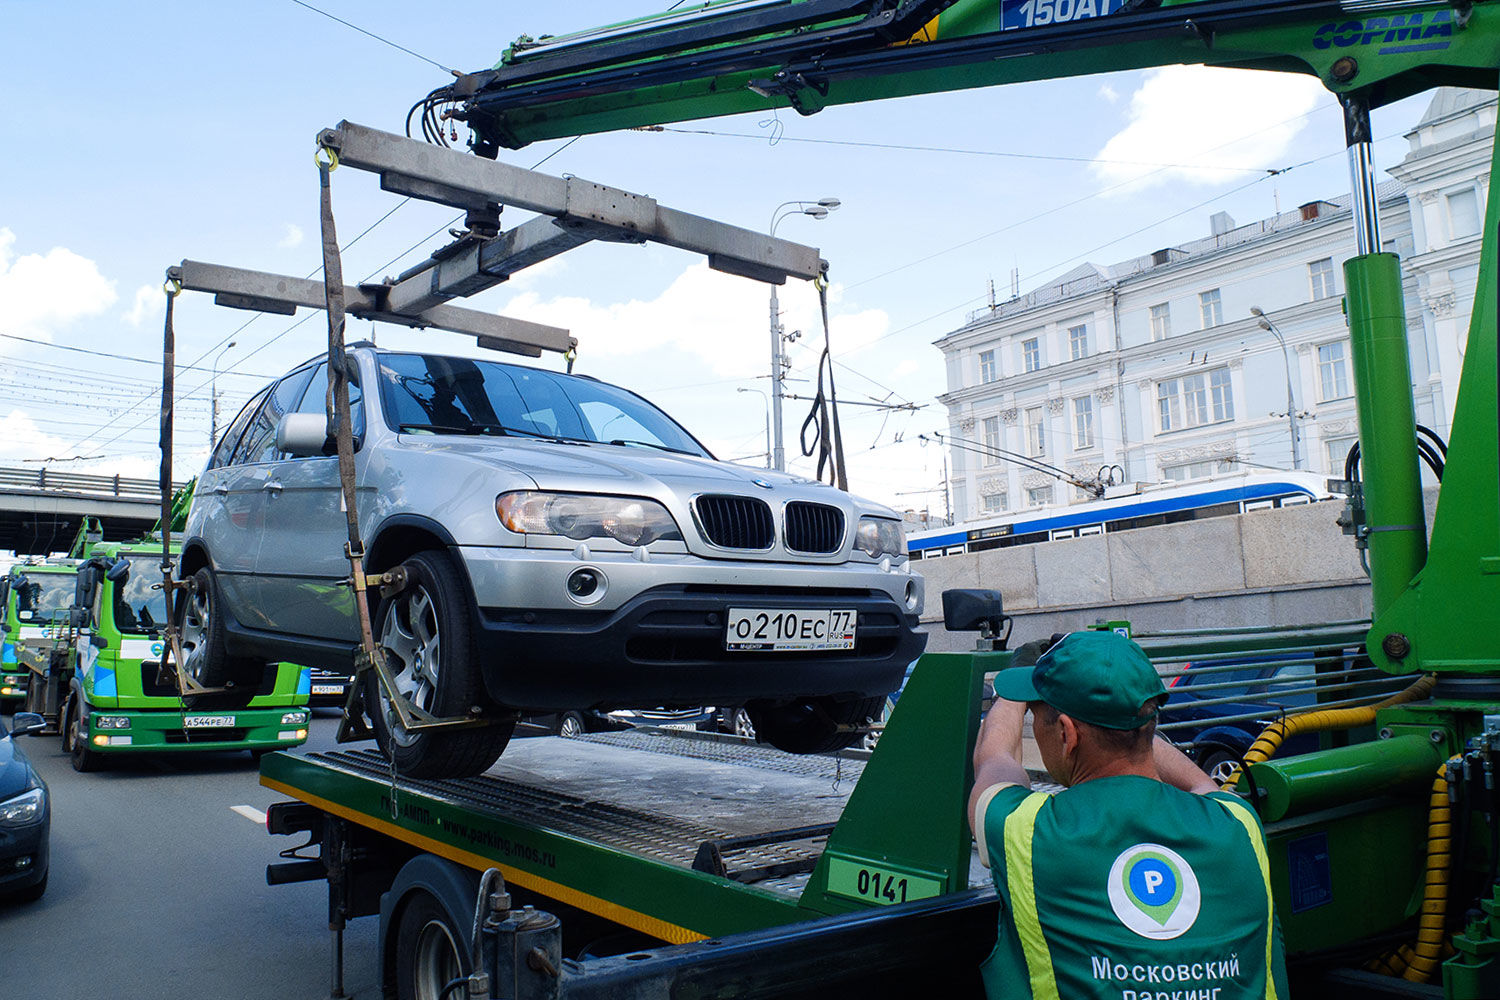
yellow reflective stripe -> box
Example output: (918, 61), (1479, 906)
(1215, 797), (1279, 1000)
(1004, 792), (1061, 1000)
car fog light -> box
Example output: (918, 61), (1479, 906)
(905, 580), (919, 611)
(0, 687), (13, 697)
(92, 734), (110, 747)
(566, 568), (606, 605)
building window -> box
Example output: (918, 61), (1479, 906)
(1149, 303), (1171, 341)
(982, 492), (1008, 513)
(1199, 289), (1223, 329)
(1025, 406), (1046, 457)
(1022, 337), (1041, 373)
(979, 349), (997, 384)
(1448, 187), (1482, 239)
(1027, 485), (1054, 507)
(1068, 324), (1089, 361)
(1158, 368), (1234, 432)
(1072, 396), (1094, 450)
(1309, 258), (1336, 301)
(982, 416), (1001, 465)
(1325, 435), (1357, 474)
(1162, 459), (1235, 481)
(1318, 341), (1351, 401)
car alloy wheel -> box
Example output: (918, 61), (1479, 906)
(377, 583), (443, 750)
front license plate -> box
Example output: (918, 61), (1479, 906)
(183, 715), (235, 729)
(312, 684), (344, 695)
(725, 608), (856, 651)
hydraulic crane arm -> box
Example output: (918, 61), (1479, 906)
(426, 0), (1500, 153)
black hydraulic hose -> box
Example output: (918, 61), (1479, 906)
(1344, 432), (1445, 485)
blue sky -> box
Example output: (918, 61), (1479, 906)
(0, 1), (1433, 515)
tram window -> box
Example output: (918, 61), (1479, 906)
(1009, 531), (1050, 547)
(969, 538), (1005, 553)
(909, 551), (925, 561)
(1051, 528), (1078, 541)
(1280, 495), (1311, 507)
(1079, 524), (1104, 536)
(1187, 502), (1241, 520)
(1244, 500), (1275, 513)
(944, 546), (966, 556)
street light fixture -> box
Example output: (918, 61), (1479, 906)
(736, 387), (771, 468)
(766, 197), (840, 471)
(1249, 307), (1304, 470)
(210, 341), (237, 445)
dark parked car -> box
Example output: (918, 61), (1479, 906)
(1159, 656), (1338, 779)
(0, 711), (49, 902)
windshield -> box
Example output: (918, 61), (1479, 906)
(377, 353), (710, 457)
(113, 556), (169, 636)
(14, 573), (74, 623)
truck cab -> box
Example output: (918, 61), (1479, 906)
(59, 540), (314, 772)
(3, 562), (79, 710)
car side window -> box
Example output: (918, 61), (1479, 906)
(235, 371), (315, 466)
(293, 362), (365, 443)
(211, 387), (272, 470)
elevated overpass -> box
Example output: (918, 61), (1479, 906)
(0, 467), (185, 555)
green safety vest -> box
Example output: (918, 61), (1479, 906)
(978, 776), (1289, 1000)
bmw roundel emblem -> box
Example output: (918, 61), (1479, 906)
(751, 478), (774, 490)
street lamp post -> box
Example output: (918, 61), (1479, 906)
(210, 340), (237, 445)
(736, 387), (772, 468)
(767, 197), (840, 471)
(1249, 308), (1303, 470)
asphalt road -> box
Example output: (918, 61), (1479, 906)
(1, 711), (384, 1000)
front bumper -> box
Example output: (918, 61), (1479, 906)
(0, 814), (48, 894)
(473, 584), (926, 710)
(80, 707), (311, 753)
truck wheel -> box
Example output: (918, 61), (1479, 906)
(64, 697), (102, 773)
(367, 550), (514, 778)
(394, 891), (471, 1000)
(175, 566), (262, 709)
(748, 695), (887, 755)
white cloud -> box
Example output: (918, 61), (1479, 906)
(499, 262), (888, 380)
(277, 223), (304, 249)
(1092, 67), (1325, 191)
(892, 358), (921, 379)
(126, 283), (163, 328)
(1098, 83), (1119, 104)
(0, 229), (117, 341)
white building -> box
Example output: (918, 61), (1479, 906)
(935, 88), (1493, 522)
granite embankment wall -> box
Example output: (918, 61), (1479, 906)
(915, 498), (1378, 652)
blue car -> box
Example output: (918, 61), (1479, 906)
(0, 711), (49, 902)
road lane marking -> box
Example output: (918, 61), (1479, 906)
(231, 805), (267, 825)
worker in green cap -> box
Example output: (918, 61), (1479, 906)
(969, 630), (1288, 1000)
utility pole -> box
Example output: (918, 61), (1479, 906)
(768, 197), (840, 471)
(210, 340), (237, 445)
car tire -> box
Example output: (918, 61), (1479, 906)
(14, 872), (47, 903)
(366, 550), (514, 778)
(723, 706), (757, 740)
(747, 695), (886, 755)
(556, 711), (586, 738)
(394, 891), (471, 1000)
(1198, 748), (1241, 785)
(174, 566), (263, 709)
(64, 697), (102, 773)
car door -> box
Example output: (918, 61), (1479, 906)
(195, 387), (273, 622)
(252, 362), (365, 641)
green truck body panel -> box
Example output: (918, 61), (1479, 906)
(70, 540), (311, 756)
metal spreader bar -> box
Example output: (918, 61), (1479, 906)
(167, 260), (574, 359)
(316, 121), (826, 292)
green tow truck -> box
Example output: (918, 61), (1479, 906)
(55, 540), (312, 772)
(3, 562), (79, 713)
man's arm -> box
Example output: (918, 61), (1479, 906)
(967, 698), (1033, 836)
(1153, 735), (1218, 795)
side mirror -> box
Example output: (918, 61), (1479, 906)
(277, 413), (331, 457)
(11, 712), (45, 736)
(105, 559), (130, 584)
(68, 607), (90, 629)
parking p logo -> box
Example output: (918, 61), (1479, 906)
(1107, 844), (1201, 939)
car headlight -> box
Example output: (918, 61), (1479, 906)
(0, 787), (44, 826)
(496, 492), (682, 546)
(281, 712), (309, 725)
(95, 715), (130, 730)
(856, 517), (907, 559)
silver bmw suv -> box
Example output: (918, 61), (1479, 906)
(177, 345), (925, 776)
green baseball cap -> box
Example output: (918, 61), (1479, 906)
(992, 631), (1166, 730)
